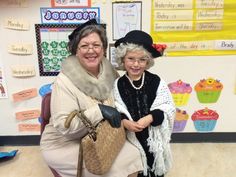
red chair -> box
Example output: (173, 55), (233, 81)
(40, 92), (62, 177)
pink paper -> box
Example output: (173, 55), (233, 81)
(18, 124), (40, 132)
(16, 109), (40, 120)
(12, 88), (37, 102)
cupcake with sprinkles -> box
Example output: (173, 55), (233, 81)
(168, 80), (192, 106)
(173, 108), (189, 132)
(194, 77), (223, 103)
(191, 107), (219, 132)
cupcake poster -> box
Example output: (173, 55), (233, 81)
(194, 77), (223, 103)
(173, 108), (189, 132)
(168, 80), (192, 106)
(191, 107), (219, 132)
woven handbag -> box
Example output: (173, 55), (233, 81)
(65, 110), (126, 176)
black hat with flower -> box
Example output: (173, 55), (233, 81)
(114, 30), (166, 58)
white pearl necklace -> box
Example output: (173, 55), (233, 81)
(125, 72), (145, 90)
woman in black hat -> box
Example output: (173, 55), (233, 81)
(113, 30), (176, 177)
(40, 20), (143, 177)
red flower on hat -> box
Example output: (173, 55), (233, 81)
(152, 44), (167, 54)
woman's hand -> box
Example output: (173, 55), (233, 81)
(122, 119), (144, 132)
(137, 114), (153, 128)
(98, 104), (121, 128)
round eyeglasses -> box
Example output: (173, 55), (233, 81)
(125, 57), (149, 65)
(78, 43), (103, 53)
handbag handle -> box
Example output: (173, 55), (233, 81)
(65, 110), (97, 141)
(65, 110), (98, 177)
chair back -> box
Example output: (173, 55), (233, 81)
(40, 92), (51, 134)
(40, 92), (62, 177)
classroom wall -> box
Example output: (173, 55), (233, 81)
(0, 0), (235, 136)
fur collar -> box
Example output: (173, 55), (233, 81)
(61, 55), (117, 101)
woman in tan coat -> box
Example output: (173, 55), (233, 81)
(40, 19), (143, 177)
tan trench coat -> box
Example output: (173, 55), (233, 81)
(40, 73), (143, 177)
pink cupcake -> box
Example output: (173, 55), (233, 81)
(168, 80), (192, 106)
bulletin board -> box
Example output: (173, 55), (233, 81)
(151, 0), (236, 56)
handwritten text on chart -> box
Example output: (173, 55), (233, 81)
(11, 65), (36, 77)
(154, 0), (193, 9)
(196, 9), (224, 20)
(8, 44), (32, 55)
(154, 21), (192, 31)
(154, 10), (193, 20)
(165, 40), (236, 51)
(4, 18), (30, 30)
(196, 22), (222, 31)
(52, 0), (90, 7)
(166, 41), (214, 51)
(153, 0), (224, 9)
(196, 0), (224, 9)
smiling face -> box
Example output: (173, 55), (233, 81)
(76, 32), (104, 76)
(123, 50), (149, 80)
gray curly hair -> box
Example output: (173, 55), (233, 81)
(114, 43), (154, 70)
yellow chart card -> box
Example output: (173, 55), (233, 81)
(151, 0), (236, 56)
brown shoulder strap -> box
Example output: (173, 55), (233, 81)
(77, 142), (83, 177)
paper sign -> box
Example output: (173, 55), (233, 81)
(196, 9), (224, 20)
(154, 21), (192, 32)
(8, 44), (33, 55)
(12, 88), (38, 102)
(196, 22), (222, 31)
(166, 41), (214, 51)
(15, 109), (40, 120)
(18, 124), (40, 132)
(215, 40), (236, 50)
(154, 10), (193, 20)
(154, 0), (193, 9)
(11, 65), (35, 77)
(51, 0), (91, 7)
(0, 0), (29, 7)
(112, 2), (142, 40)
(4, 18), (30, 30)
(40, 7), (100, 24)
(196, 0), (224, 9)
